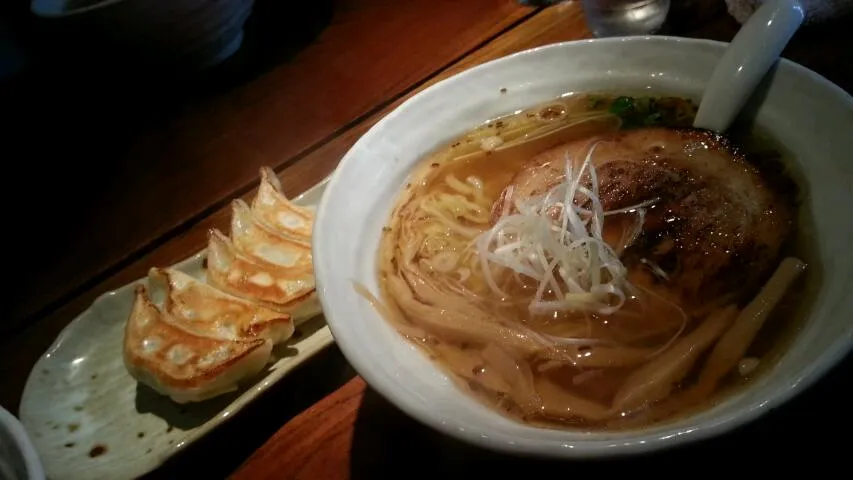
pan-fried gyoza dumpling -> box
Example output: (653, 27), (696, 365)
(123, 286), (272, 404)
(148, 267), (294, 344)
(251, 167), (313, 242)
(230, 199), (312, 268)
(205, 229), (320, 323)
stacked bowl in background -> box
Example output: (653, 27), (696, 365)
(30, 0), (256, 69)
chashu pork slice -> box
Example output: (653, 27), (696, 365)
(494, 127), (795, 311)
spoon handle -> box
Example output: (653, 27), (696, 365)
(693, 0), (804, 132)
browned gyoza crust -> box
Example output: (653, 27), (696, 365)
(493, 127), (795, 310)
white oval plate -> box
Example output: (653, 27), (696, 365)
(19, 177), (332, 480)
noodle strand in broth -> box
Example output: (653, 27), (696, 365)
(369, 93), (808, 430)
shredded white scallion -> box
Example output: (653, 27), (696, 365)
(475, 141), (636, 315)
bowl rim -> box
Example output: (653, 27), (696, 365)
(0, 406), (45, 480)
(314, 35), (853, 457)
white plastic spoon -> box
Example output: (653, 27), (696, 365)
(693, 0), (805, 132)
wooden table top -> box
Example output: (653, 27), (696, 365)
(3, 0), (852, 478)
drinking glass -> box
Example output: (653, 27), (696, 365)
(580, 0), (671, 37)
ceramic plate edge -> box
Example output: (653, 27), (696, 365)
(19, 173), (334, 476)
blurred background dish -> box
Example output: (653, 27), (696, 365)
(0, 406), (44, 480)
(29, 0), (256, 70)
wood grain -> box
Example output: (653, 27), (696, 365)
(6, 0), (532, 330)
(233, 354), (853, 480)
(229, 377), (366, 480)
(0, 0), (586, 414)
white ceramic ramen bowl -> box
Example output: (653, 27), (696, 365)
(313, 36), (853, 457)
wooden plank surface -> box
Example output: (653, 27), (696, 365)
(232, 354), (853, 480)
(5, 0), (532, 330)
(230, 376), (367, 480)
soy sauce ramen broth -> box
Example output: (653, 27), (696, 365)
(373, 92), (812, 430)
